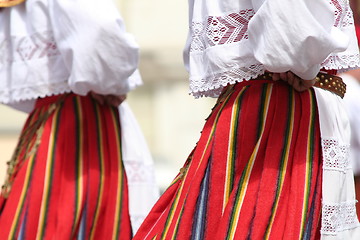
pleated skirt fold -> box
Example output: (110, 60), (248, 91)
(0, 93), (132, 240)
(134, 80), (323, 240)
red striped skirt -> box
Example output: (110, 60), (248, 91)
(0, 93), (132, 239)
(134, 80), (322, 240)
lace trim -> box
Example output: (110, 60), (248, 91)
(321, 201), (360, 235)
(322, 138), (351, 172)
(189, 64), (264, 98)
(0, 81), (72, 104)
(190, 9), (255, 53)
(322, 53), (360, 73)
(189, 53), (360, 98)
(0, 30), (60, 64)
(330, 0), (354, 28)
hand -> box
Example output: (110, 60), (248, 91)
(90, 92), (126, 107)
(271, 72), (316, 92)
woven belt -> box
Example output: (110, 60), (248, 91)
(257, 72), (346, 98)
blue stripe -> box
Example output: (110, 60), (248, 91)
(191, 157), (211, 240)
(18, 209), (28, 240)
(77, 203), (88, 240)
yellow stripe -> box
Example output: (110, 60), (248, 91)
(162, 87), (235, 239)
(196, 88), (235, 173)
(170, 206), (185, 240)
(111, 110), (122, 240)
(299, 93), (315, 239)
(227, 85), (273, 239)
(73, 98), (84, 236)
(35, 109), (61, 239)
(264, 91), (295, 239)
(223, 89), (245, 212)
(8, 154), (36, 239)
(161, 180), (186, 239)
(90, 104), (105, 240)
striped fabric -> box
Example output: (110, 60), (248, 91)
(134, 80), (323, 240)
(0, 93), (132, 239)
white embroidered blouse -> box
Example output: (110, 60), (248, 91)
(0, 0), (141, 112)
(185, 0), (360, 98)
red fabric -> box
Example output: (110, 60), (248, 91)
(134, 80), (322, 239)
(0, 93), (132, 239)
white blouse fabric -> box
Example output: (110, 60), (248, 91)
(0, 0), (140, 110)
(185, 0), (360, 98)
(341, 73), (360, 176)
(184, 0), (360, 239)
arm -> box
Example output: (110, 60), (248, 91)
(249, 0), (350, 80)
(48, 0), (139, 96)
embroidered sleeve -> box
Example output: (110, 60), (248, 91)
(248, 0), (353, 80)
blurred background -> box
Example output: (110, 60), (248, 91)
(0, 0), (216, 191)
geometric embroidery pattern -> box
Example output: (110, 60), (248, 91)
(190, 9), (255, 52)
(330, 0), (354, 28)
(322, 138), (351, 172)
(0, 30), (60, 64)
(321, 201), (360, 235)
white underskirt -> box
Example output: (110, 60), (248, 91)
(314, 88), (360, 239)
(119, 102), (160, 234)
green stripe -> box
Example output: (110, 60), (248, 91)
(11, 153), (37, 238)
(300, 91), (316, 238)
(111, 107), (124, 239)
(40, 105), (63, 239)
(228, 88), (246, 195)
(171, 204), (185, 239)
(256, 84), (269, 139)
(72, 97), (82, 235)
(225, 85), (265, 240)
(264, 87), (294, 236)
(160, 187), (183, 239)
(89, 100), (105, 236)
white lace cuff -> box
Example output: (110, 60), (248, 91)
(321, 201), (360, 235)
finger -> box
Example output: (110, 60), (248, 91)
(301, 79), (316, 90)
(294, 79), (316, 92)
(105, 95), (127, 107)
(105, 95), (118, 106)
(287, 76), (295, 86)
(292, 78), (302, 91)
(286, 72), (296, 82)
(109, 97), (123, 107)
(91, 92), (105, 105)
(286, 72), (296, 87)
(272, 73), (280, 81)
(279, 72), (287, 81)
